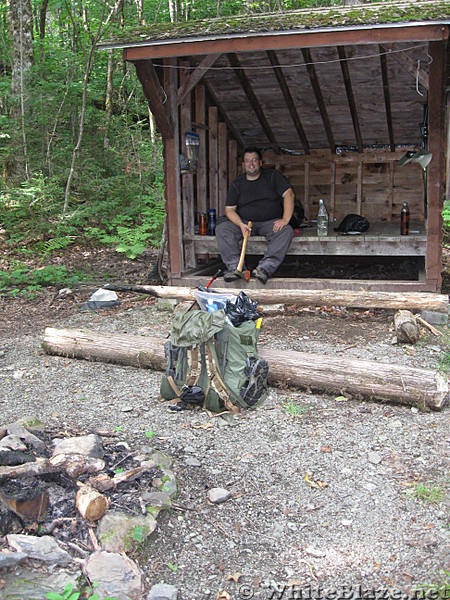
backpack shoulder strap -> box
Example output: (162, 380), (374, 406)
(205, 339), (240, 414)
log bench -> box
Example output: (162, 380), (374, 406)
(185, 221), (427, 257)
(178, 221), (433, 292)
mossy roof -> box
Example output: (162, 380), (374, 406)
(99, 0), (449, 47)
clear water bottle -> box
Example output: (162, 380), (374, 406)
(317, 198), (329, 237)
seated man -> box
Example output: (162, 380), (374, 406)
(216, 147), (294, 284)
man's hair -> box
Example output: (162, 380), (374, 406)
(243, 147), (263, 161)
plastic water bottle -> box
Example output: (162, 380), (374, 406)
(208, 209), (216, 236)
(317, 198), (329, 237)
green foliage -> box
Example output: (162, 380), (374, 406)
(130, 525), (144, 543)
(45, 581), (119, 600)
(411, 481), (446, 504)
(0, 263), (81, 295)
(415, 571), (450, 599)
(283, 398), (307, 416)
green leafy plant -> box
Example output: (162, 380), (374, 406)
(415, 570), (450, 599)
(113, 467), (124, 474)
(115, 425), (123, 432)
(167, 561), (178, 573)
(145, 430), (156, 439)
(283, 399), (307, 416)
(46, 581), (120, 600)
(130, 525), (144, 544)
(411, 482), (446, 504)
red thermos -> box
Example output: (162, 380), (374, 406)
(400, 202), (409, 236)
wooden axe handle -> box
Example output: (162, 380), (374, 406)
(237, 221), (252, 272)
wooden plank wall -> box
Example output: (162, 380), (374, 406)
(264, 150), (425, 226)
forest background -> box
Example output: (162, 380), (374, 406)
(0, 0), (448, 296)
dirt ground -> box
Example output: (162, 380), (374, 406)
(0, 245), (449, 599)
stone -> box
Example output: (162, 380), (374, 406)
(185, 457), (201, 467)
(421, 309), (448, 326)
(6, 534), (72, 565)
(305, 546), (326, 558)
(151, 451), (173, 469)
(207, 488), (232, 504)
(0, 550), (27, 568)
(140, 491), (172, 516)
(0, 567), (81, 600)
(155, 468), (177, 498)
(156, 298), (178, 312)
(98, 511), (157, 552)
(147, 583), (179, 599)
(84, 551), (142, 600)
(52, 433), (104, 458)
(368, 451), (382, 465)
(7, 422), (45, 450)
(0, 435), (27, 451)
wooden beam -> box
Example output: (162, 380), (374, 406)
(179, 60), (196, 269)
(379, 46), (396, 151)
(357, 161), (363, 214)
(177, 53), (221, 105)
(304, 161), (310, 221)
(227, 52), (281, 154)
(266, 49), (310, 154)
(164, 59), (183, 276)
(123, 24), (448, 61)
(302, 48), (335, 153)
(383, 43), (429, 91)
(195, 85), (207, 214)
(387, 161), (394, 221)
(134, 60), (173, 140)
(218, 122), (228, 216)
(426, 40), (446, 290)
(330, 162), (336, 221)
(203, 80), (244, 151)
(208, 106), (219, 212)
(228, 139), (238, 184)
(337, 46), (363, 152)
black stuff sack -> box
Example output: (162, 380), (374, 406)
(334, 214), (370, 234)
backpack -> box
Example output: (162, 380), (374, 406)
(160, 309), (268, 413)
(334, 214), (370, 233)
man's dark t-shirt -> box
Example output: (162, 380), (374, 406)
(226, 169), (292, 222)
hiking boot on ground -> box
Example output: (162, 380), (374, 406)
(224, 270), (238, 282)
(240, 358), (269, 406)
(252, 267), (268, 284)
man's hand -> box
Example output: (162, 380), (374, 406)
(240, 222), (252, 237)
(273, 218), (288, 232)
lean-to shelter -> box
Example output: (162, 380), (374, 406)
(99, 1), (449, 292)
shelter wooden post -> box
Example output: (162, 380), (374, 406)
(426, 40), (446, 290)
(218, 122), (228, 216)
(195, 85), (207, 214)
(208, 106), (219, 212)
(164, 58), (184, 276)
(179, 60), (196, 269)
(228, 139), (238, 184)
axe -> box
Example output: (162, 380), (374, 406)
(234, 221), (252, 281)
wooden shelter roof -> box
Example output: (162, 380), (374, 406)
(100, 2), (448, 155)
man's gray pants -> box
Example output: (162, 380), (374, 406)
(216, 219), (294, 277)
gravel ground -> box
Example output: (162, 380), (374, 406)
(0, 284), (449, 600)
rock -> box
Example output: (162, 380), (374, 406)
(0, 550), (27, 568)
(141, 491), (172, 516)
(151, 451), (173, 469)
(154, 468), (177, 498)
(6, 534), (72, 565)
(0, 426), (7, 440)
(0, 435), (27, 451)
(305, 546), (326, 558)
(0, 567), (81, 600)
(98, 511), (157, 552)
(84, 550), (142, 600)
(207, 488), (231, 504)
(387, 419), (403, 429)
(52, 433), (104, 458)
(341, 519), (353, 527)
(368, 451), (382, 465)
(6, 422), (45, 450)
(121, 405), (134, 412)
(185, 457), (201, 467)
(147, 583), (179, 599)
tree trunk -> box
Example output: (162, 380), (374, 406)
(42, 327), (448, 411)
(103, 49), (114, 151)
(102, 284), (449, 313)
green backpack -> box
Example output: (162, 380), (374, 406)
(160, 309), (268, 413)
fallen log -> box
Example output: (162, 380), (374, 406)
(103, 283), (449, 312)
(394, 310), (419, 344)
(0, 455), (105, 482)
(42, 327), (447, 410)
(76, 485), (108, 521)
